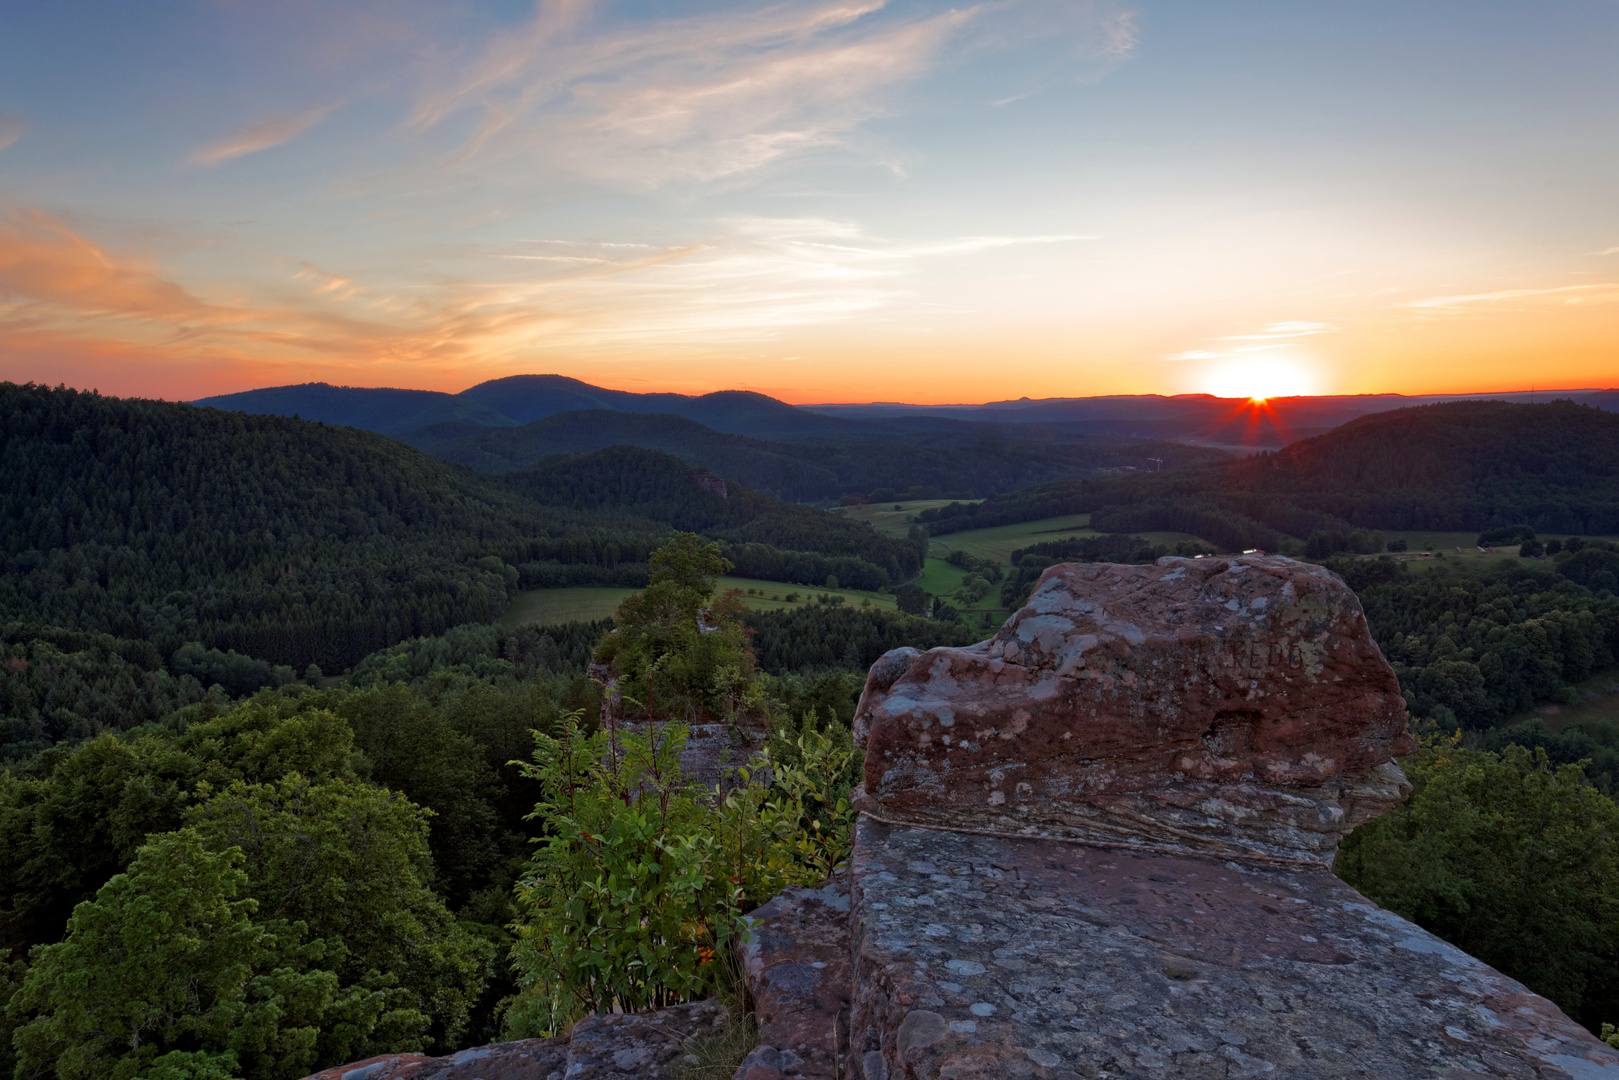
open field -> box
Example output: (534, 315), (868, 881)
(928, 517), (1219, 565)
(834, 499), (967, 539)
(1347, 532), (1619, 574)
(500, 575), (899, 627)
(499, 587), (639, 626)
(916, 557), (970, 596)
(925, 514), (1096, 562)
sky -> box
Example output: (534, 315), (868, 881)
(0, 1), (1616, 405)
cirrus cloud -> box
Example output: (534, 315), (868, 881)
(189, 102), (341, 166)
(409, 0), (1137, 188)
(0, 113), (25, 152)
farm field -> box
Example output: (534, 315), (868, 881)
(1350, 531), (1619, 573)
(916, 557), (970, 596)
(925, 514), (1097, 562)
(500, 575), (899, 627)
(924, 517), (1219, 564)
(834, 499), (965, 539)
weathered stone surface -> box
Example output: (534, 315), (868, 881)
(854, 555), (1417, 864)
(566, 998), (723, 1078)
(735, 872), (854, 1078)
(590, 658), (766, 793)
(848, 817), (1619, 1080)
(677, 721), (768, 792)
(297, 1037), (568, 1080)
(300, 1000), (720, 1080)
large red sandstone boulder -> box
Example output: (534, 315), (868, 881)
(853, 555), (1416, 865)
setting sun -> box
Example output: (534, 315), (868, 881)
(1202, 356), (1321, 401)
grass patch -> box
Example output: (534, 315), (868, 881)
(1351, 532), (1619, 573)
(834, 499), (969, 539)
(916, 557), (969, 596)
(712, 576), (897, 613)
(676, 1010), (760, 1080)
(926, 514), (1096, 563)
(499, 586), (638, 626)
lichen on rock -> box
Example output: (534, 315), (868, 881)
(854, 555), (1417, 865)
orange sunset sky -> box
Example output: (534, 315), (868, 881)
(1, 1), (1616, 405)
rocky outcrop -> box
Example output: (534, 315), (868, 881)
(298, 1001), (721, 1080)
(690, 471), (729, 499)
(853, 555), (1416, 865)
(312, 557), (1619, 1080)
(734, 874), (854, 1079)
(296, 1039), (566, 1080)
(588, 658), (766, 792)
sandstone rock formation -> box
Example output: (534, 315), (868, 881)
(297, 1000), (721, 1080)
(307, 557), (1619, 1080)
(734, 874), (853, 1079)
(854, 555), (1416, 865)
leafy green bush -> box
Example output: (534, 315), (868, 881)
(505, 713), (854, 1036)
(9, 830), (424, 1080)
(1338, 739), (1619, 1030)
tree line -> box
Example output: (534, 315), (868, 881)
(919, 401), (1619, 541)
(0, 385), (926, 743)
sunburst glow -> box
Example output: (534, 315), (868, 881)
(1203, 357), (1321, 402)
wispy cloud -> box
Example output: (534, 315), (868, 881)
(189, 102), (341, 166)
(0, 209), (231, 323)
(1405, 284), (1619, 310)
(1597, 247), (1619, 256)
(0, 114), (24, 152)
(408, 0), (1134, 188)
(411, 1), (975, 185)
(1218, 320), (1331, 340)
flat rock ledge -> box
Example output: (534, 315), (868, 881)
(846, 817), (1619, 1080)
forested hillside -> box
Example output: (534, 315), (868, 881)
(192, 382), (517, 435)
(922, 401), (1619, 541)
(0, 385), (931, 759)
(409, 408), (1224, 501)
(500, 445), (921, 589)
(0, 384), (558, 670)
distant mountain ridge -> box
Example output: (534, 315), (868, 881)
(190, 382), (517, 435)
(196, 375), (955, 440)
(401, 409), (1223, 501)
(195, 376), (1619, 447)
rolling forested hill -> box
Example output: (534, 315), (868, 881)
(0, 384), (932, 758)
(923, 401), (1619, 543)
(403, 411), (837, 496)
(407, 408), (1225, 501)
(498, 445), (923, 588)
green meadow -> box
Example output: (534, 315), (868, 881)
(834, 499), (966, 538)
